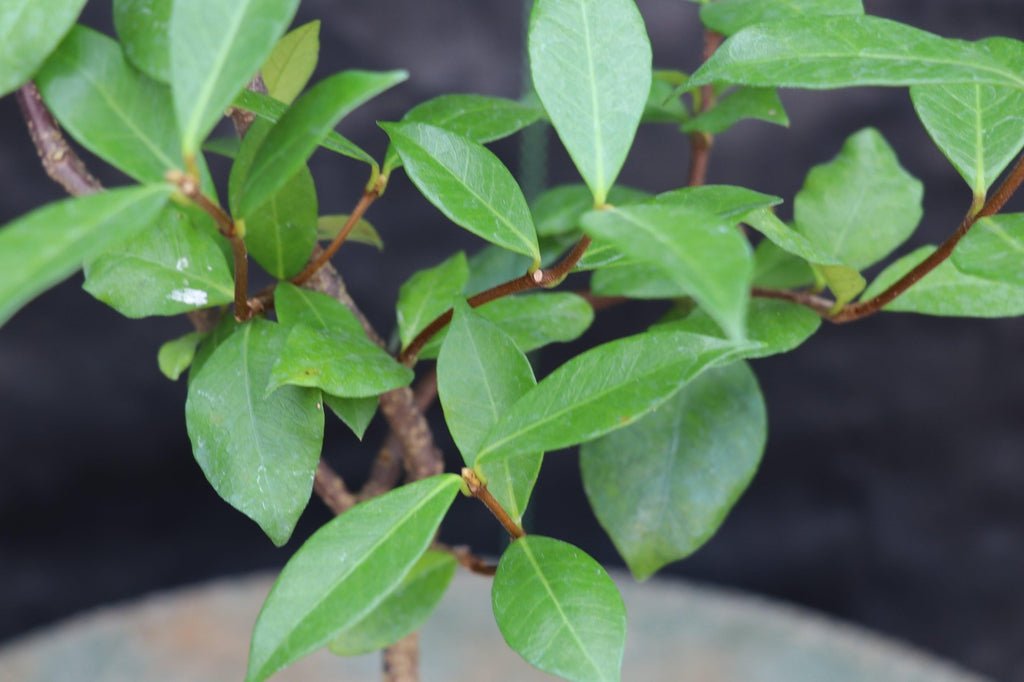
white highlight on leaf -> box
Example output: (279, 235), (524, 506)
(169, 288), (208, 306)
(176, 257), (190, 271)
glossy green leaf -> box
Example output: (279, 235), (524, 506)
(239, 70), (407, 218)
(681, 87), (788, 134)
(417, 292), (594, 360)
(656, 298), (821, 359)
(157, 331), (204, 381)
(653, 184), (782, 220)
(247, 166), (318, 279)
(689, 16), (1024, 91)
(263, 20), (320, 104)
(384, 94), (543, 172)
(323, 395), (377, 441)
(744, 209), (839, 265)
(590, 262), (682, 299)
(795, 128), (923, 270)
(270, 283), (412, 397)
(492, 536), (626, 682)
(0, 185), (171, 327)
(234, 90), (377, 167)
(383, 122), (540, 263)
(643, 77), (689, 124)
(529, 0), (652, 204)
(533, 185), (651, 238)
(329, 550), (456, 656)
(185, 319), (324, 546)
(475, 330), (750, 466)
(36, 26), (180, 183)
(317, 215), (383, 250)
(170, 0), (300, 156)
(699, 0), (863, 36)
(0, 0), (86, 97)
(188, 314), (237, 384)
(396, 252), (469, 350)
(752, 240), (816, 289)
(953, 215), (1024, 285)
(911, 38), (1024, 197)
(83, 207), (234, 317)
(581, 204), (753, 339)
(246, 475), (461, 682)
(581, 362), (765, 580)
(203, 136), (241, 159)
(862, 245), (1024, 317)
(818, 264), (866, 309)
(114, 0), (172, 82)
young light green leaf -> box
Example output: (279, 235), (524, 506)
(0, 0), (86, 98)
(752, 240), (817, 289)
(529, 0), (652, 204)
(239, 70), (407, 218)
(246, 475), (461, 682)
(323, 395), (377, 441)
(0, 185), (171, 327)
(113, 0), (172, 82)
(417, 292), (594, 360)
(36, 26), (180, 183)
(581, 204), (753, 339)
(795, 128), (923, 270)
(533, 185), (651, 238)
(475, 330), (750, 467)
(317, 215), (383, 249)
(185, 319), (324, 547)
(233, 90), (377, 167)
(157, 331), (204, 381)
(270, 283), (413, 397)
(492, 536), (626, 682)
(862, 245), (1024, 317)
(329, 550), (457, 657)
(743, 209), (840, 265)
(170, 0), (300, 156)
(383, 122), (540, 263)
(83, 207), (234, 317)
(581, 362), (765, 581)
(953, 215), (1024, 285)
(689, 16), (1024, 91)
(396, 252), (469, 350)
(911, 38), (1024, 198)
(262, 20), (320, 104)
(817, 264), (866, 309)
(656, 299), (821, 359)
(438, 304), (541, 522)
(681, 87), (788, 135)
(699, 0), (863, 36)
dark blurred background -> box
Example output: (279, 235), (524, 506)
(1, 0), (1023, 679)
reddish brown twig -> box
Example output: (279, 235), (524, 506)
(687, 30), (723, 187)
(313, 459), (357, 514)
(462, 468), (525, 540)
(293, 189), (380, 285)
(752, 286), (835, 317)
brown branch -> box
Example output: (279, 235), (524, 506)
(383, 633), (419, 682)
(313, 459), (357, 514)
(230, 75), (267, 138)
(293, 190), (380, 285)
(461, 468), (525, 540)
(752, 286), (835, 317)
(687, 30), (723, 187)
(399, 236), (592, 364)
(436, 543), (498, 577)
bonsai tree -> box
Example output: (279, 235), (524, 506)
(2, 0), (1022, 680)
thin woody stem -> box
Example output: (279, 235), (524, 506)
(687, 30), (723, 187)
(462, 468), (526, 540)
(752, 286), (835, 317)
(293, 189), (380, 285)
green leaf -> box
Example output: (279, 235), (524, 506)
(751, 240), (816, 289)
(655, 298), (821, 359)
(270, 283), (413, 397)
(743, 209), (839, 265)
(953, 215), (1024, 286)
(699, 0), (863, 36)
(862, 245), (1024, 317)
(113, 0), (172, 82)
(643, 77), (689, 124)
(590, 262), (682, 299)
(581, 204), (753, 339)
(384, 94), (543, 173)
(83, 206), (234, 317)
(0, 185), (171, 328)
(246, 475), (461, 682)
(203, 136), (241, 159)
(681, 87), (788, 135)
(329, 550), (457, 656)
(533, 185), (651, 238)
(492, 536), (626, 682)
(689, 16), (1024, 91)
(417, 292), (594, 360)
(247, 166), (318, 279)
(528, 0), (652, 204)
(396, 252), (469, 350)
(581, 362), (766, 580)
(234, 90), (377, 167)
(188, 313), (237, 383)
(185, 319), (324, 546)
(795, 128), (923, 270)
(383, 122), (540, 263)
(157, 331), (204, 381)
(817, 264), (866, 309)
(317, 215), (383, 250)
(653, 184), (782, 221)
(262, 20), (320, 105)
(36, 26), (180, 183)
(170, 0), (300, 157)
(438, 304), (540, 522)
(475, 330), (750, 467)
(911, 38), (1024, 198)
(239, 70), (407, 218)
(0, 0), (86, 98)
(323, 395), (377, 441)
